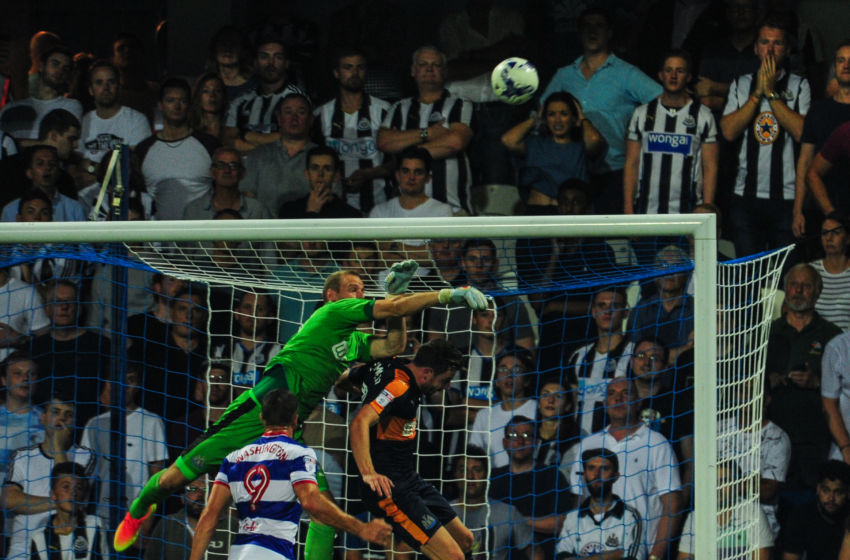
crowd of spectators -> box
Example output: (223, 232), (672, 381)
(2, 1), (850, 559)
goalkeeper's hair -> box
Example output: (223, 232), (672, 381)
(323, 269), (362, 301)
(261, 389), (298, 427)
(412, 338), (463, 375)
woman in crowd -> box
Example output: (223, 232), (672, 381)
(534, 378), (580, 468)
(206, 25), (255, 102)
(501, 91), (605, 215)
(810, 212), (850, 331)
(189, 73), (227, 140)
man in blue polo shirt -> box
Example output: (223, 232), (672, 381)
(540, 7), (661, 215)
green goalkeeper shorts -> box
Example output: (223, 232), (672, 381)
(175, 366), (331, 492)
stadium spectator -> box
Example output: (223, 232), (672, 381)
(279, 145), (362, 220)
(556, 447), (643, 560)
(126, 273), (186, 344)
(792, 42), (850, 255)
(81, 365), (168, 528)
(534, 379), (580, 468)
(563, 286), (632, 434)
(779, 460), (850, 560)
(454, 303), (507, 418)
(0, 353), (44, 480)
(564, 377), (683, 559)
(378, 45), (474, 215)
(489, 415), (574, 560)
(189, 73), (227, 140)
(624, 50), (718, 220)
(369, 147), (453, 266)
(629, 245), (694, 361)
(130, 286), (208, 440)
(182, 146), (270, 220)
(0, 109), (82, 209)
(540, 7), (662, 215)
(222, 37), (305, 152)
(240, 93), (326, 214)
(678, 461), (774, 559)
(0, 45), (82, 140)
(30, 280), (111, 427)
(168, 363), (232, 455)
(631, 338), (695, 496)
(501, 91), (604, 212)
(24, 32), (63, 99)
(75, 59), (150, 192)
(809, 213), (850, 331)
(137, 78), (220, 221)
(718, 388), (791, 538)
(469, 349), (538, 469)
(210, 291), (281, 390)
(808, 120), (850, 224)
(720, 14), (810, 258)
(450, 448), (542, 560)
(429, 238), (534, 353)
(111, 33), (160, 122)
(766, 263), (841, 389)
(314, 47), (392, 214)
(1, 145), (85, 224)
(0, 266), (49, 361)
(820, 327), (850, 465)
(206, 26), (255, 103)
(145, 478), (238, 560)
(1, 394), (95, 559)
(427, 238), (466, 286)
(28, 462), (107, 560)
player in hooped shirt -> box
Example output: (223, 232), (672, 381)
(190, 389), (391, 560)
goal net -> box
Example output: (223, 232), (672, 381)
(0, 214), (789, 560)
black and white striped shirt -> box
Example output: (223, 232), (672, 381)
(224, 83), (307, 134)
(315, 95), (391, 213)
(382, 90), (473, 213)
(627, 98), (717, 213)
(29, 514), (107, 560)
(557, 497), (644, 560)
(723, 70), (810, 200)
(567, 339), (633, 435)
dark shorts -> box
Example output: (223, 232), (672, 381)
(361, 472), (457, 550)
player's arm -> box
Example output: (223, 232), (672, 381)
(295, 481), (392, 545)
(423, 122), (473, 160)
(792, 142), (816, 237)
(1, 483), (52, 514)
(350, 404), (394, 498)
(807, 153), (836, 215)
(701, 141), (719, 206)
(623, 138), (641, 214)
(372, 287), (487, 320)
(370, 315), (406, 359)
(189, 482), (231, 560)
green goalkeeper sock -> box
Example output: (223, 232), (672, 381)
(304, 521), (336, 560)
(129, 470), (167, 518)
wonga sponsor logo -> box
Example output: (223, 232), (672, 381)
(646, 132), (692, 156)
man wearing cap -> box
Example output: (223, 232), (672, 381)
(557, 448), (644, 560)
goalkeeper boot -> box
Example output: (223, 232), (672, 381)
(114, 504), (156, 551)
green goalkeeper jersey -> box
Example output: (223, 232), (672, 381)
(265, 298), (375, 418)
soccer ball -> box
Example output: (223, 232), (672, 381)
(491, 57), (539, 105)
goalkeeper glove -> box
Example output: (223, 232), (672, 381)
(438, 287), (488, 311)
(385, 259), (419, 294)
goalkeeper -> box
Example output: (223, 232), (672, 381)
(115, 261), (487, 558)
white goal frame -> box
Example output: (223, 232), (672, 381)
(0, 214), (719, 557)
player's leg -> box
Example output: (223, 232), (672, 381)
(419, 527), (465, 560)
(116, 386), (270, 551)
(304, 466), (336, 560)
(440, 517), (474, 553)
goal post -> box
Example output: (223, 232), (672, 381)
(0, 213), (790, 559)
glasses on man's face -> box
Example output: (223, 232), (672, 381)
(634, 352), (663, 362)
(212, 161), (242, 171)
(507, 432), (533, 440)
(208, 374), (227, 383)
(185, 485), (206, 493)
(497, 366), (526, 374)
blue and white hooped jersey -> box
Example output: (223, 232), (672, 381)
(217, 431), (318, 559)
